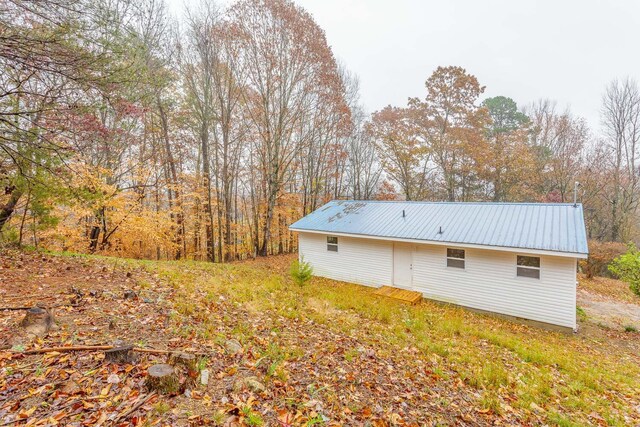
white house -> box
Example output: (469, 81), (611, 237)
(289, 200), (589, 329)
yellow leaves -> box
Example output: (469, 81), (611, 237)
(18, 405), (37, 419)
(100, 384), (112, 397)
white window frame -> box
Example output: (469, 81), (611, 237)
(516, 255), (541, 279)
(446, 248), (465, 269)
(327, 236), (338, 252)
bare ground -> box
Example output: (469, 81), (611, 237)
(577, 273), (640, 332)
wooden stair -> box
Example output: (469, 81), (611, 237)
(374, 286), (422, 305)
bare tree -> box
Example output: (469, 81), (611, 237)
(229, 0), (346, 256)
(602, 78), (640, 241)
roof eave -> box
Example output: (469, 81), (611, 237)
(290, 227), (588, 259)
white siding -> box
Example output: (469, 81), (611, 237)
(298, 232), (577, 328)
(412, 245), (577, 328)
(298, 232), (393, 287)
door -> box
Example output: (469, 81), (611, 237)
(393, 243), (413, 288)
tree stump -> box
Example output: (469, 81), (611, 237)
(19, 307), (55, 336)
(145, 364), (179, 394)
(169, 353), (198, 389)
(123, 290), (137, 300)
(104, 345), (136, 364)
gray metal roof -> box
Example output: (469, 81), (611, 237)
(289, 200), (589, 255)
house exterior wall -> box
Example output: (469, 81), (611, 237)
(297, 232), (577, 329)
(298, 232), (393, 287)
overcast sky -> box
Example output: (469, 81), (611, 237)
(167, 0), (640, 132)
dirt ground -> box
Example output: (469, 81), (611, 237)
(577, 288), (640, 330)
(577, 274), (640, 331)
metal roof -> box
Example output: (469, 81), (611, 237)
(289, 200), (589, 256)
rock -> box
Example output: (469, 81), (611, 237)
(200, 369), (209, 386)
(19, 307), (55, 336)
(234, 376), (265, 393)
(224, 339), (242, 355)
(107, 373), (120, 384)
(123, 290), (137, 300)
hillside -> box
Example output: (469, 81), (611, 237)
(1, 250), (639, 426)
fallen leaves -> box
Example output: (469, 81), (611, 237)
(1, 250), (639, 426)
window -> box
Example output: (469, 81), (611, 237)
(446, 248), (465, 268)
(517, 255), (540, 279)
(327, 236), (338, 252)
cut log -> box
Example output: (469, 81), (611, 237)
(169, 352), (198, 389)
(19, 307), (55, 336)
(145, 364), (179, 394)
(104, 345), (136, 364)
(168, 352), (197, 371)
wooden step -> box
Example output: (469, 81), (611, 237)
(374, 286), (422, 305)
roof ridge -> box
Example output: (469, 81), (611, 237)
(330, 199), (582, 207)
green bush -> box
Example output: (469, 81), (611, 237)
(289, 257), (313, 287)
(608, 244), (640, 297)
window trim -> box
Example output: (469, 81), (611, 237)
(446, 248), (466, 269)
(327, 236), (338, 252)
(516, 255), (541, 279)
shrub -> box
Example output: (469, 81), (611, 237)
(581, 240), (627, 278)
(289, 257), (313, 287)
(608, 244), (640, 297)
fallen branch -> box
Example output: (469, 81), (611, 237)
(8, 345), (208, 356)
(112, 392), (157, 424)
(0, 303), (83, 311)
(21, 345), (113, 354)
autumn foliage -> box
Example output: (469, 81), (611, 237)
(1, 1), (639, 261)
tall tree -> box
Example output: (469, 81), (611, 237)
(411, 66), (489, 201)
(482, 96), (534, 201)
(229, 0), (346, 256)
(601, 78), (640, 241)
(368, 106), (430, 200)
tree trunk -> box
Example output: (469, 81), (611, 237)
(157, 94), (184, 259)
(201, 124), (216, 262)
(259, 187), (277, 257)
(18, 187), (31, 246)
(0, 186), (22, 232)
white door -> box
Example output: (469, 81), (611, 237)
(393, 243), (413, 288)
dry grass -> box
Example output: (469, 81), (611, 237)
(5, 250), (638, 425)
(144, 254), (640, 426)
(578, 273), (640, 304)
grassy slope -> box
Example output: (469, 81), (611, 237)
(578, 273), (639, 304)
(141, 254), (640, 426)
(2, 251), (639, 425)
